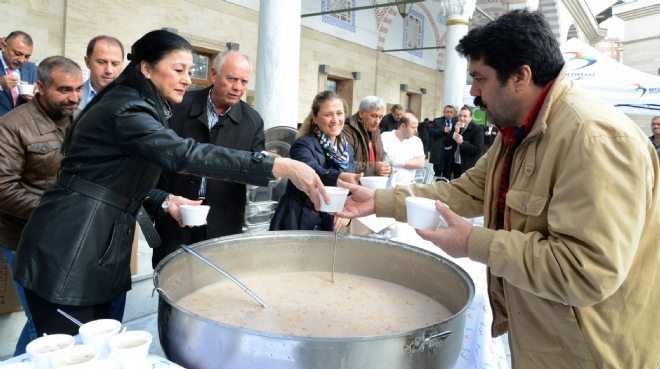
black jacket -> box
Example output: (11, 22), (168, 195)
(13, 85), (274, 305)
(270, 135), (355, 231)
(379, 113), (399, 133)
(152, 87), (265, 267)
(454, 121), (484, 173)
(428, 116), (457, 163)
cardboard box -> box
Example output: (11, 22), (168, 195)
(0, 230), (139, 316)
(349, 215), (396, 236)
(0, 253), (23, 315)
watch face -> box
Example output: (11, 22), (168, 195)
(251, 152), (265, 163)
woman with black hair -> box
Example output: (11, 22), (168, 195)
(12, 30), (326, 335)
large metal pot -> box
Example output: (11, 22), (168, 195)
(154, 231), (474, 369)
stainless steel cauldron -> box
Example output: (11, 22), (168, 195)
(154, 231), (474, 369)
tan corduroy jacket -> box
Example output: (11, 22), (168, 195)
(376, 69), (660, 369)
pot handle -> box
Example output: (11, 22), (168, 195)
(152, 287), (165, 298)
(424, 331), (452, 343)
(405, 330), (452, 352)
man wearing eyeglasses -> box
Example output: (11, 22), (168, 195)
(0, 31), (37, 116)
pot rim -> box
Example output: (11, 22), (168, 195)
(153, 231), (475, 342)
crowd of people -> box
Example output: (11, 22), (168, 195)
(0, 29), (327, 350)
(1, 8), (658, 369)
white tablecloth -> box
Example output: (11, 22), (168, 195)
(390, 218), (510, 369)
(1, 354), (184, 368)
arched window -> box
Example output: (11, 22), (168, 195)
(567, 24), (578, 40)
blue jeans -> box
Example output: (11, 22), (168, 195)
(1, 247), (37, 356)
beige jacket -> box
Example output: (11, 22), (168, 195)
(376, 70), (660, 368)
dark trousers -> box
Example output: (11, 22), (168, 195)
(24, 288), (113, 336)
(433, 149), (454, 179)
(110, 292), (127, 321)
(451, 162), (464, 180)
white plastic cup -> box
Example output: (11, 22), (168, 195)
(317, 186), (349, 213)
(78, 319), (121, 357)
(50, 344), (100, 369)
(25, 334), (75, 369)
(18, 84), (35, 95)
(405, 196), (448, 230)
(179, 205), (210, 226)
(359, 176), (389, 190)
(108, 330), (152, 368)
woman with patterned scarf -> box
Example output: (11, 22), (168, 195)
(270, 91), (362, 231)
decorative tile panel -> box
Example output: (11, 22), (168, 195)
(322, 0), (356, 32)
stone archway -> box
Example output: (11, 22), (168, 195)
(375, 3), (446, 69)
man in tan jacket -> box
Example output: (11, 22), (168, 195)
(339, 10), (659, 369)
(0, 56), (82, 355)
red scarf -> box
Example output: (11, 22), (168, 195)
(368, 140), (376, 162)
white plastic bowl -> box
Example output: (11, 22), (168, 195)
(18, 84), (35, 95)
(179, 205), (210, 226)
(359, 176), (389, 190)
(405, 196), (448, 230)
(25, 334), (75, 369)
(50, 344), (100, 369)
(317, 186), (349, 213)
(108, 330), (152, 367)
(78, 319), (121, 356)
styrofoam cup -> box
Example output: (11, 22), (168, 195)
(359, 176), (388, 190)
(179, 205), (210, 226)
(405, 196), (448, 230)
(317, 186), (349, 212)
(78, 319), (121, 356)
(108, 330), (152, 367)
(50, 344), (100, 369)
(18, 84), (35, 95)
(25, 334), (75, 369)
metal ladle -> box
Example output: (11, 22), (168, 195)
(180, 244), (267, 308)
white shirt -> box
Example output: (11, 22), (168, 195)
(381, 131), (424, 184)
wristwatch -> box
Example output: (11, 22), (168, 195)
(161, 194), (171, 214)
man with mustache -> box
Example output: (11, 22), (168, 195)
(338, 10), (658, 368)
(0, 31), (38, 116)
(0, 56), (82, 355)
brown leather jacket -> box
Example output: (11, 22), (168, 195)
(342, 113), (384, 175)
(0, 97), (69, 250)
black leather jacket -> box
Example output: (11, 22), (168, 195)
(13, 85), (274, 305)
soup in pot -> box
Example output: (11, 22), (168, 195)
(177, 271), (452, 337)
